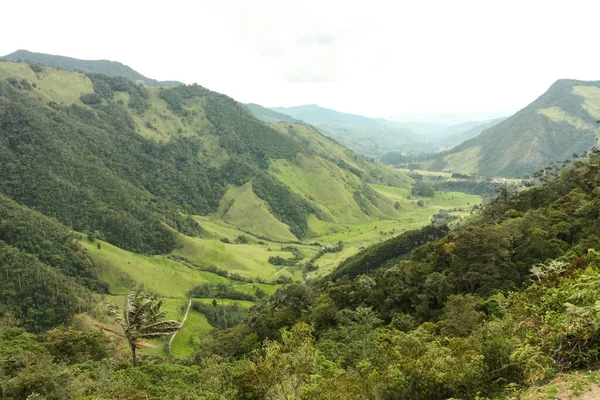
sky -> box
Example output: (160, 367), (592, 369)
(1, 0), (600, 123)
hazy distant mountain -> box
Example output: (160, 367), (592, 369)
(1, 49), (182, 87)
(257, 104), (418, 158)
(438, 118), (506, 150)
(271, 104), (380, 126)
(244, 103), (303, 124)
(428, 79), (600, 177)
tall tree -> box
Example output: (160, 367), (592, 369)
(106, 285), (180, 366)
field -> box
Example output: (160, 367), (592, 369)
(82, 176), (480, 357)
(307, 185), (481, 276)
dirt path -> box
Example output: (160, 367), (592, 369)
(167, 297), (192, 357)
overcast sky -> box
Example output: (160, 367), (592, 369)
(2, 0), (599, 123)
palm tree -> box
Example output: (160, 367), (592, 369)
(106, 285), (181, 366)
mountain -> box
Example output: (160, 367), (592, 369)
(249, 104), (419, 158)
(0, 56), (426, 335)
(1, 49), (183, 87)
(244, 103), (302, 124)
(438, 117), (506, 150)
(428, 79), (600, 177)
(0, 58), (412, 248)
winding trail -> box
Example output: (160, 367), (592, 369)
(167, 297), (192, 357)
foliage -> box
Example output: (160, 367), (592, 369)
(106, 285), (180, 366)
(192, 301), (248, 330)
(329, 225), (449, 280)
(412, 181), (436, 197)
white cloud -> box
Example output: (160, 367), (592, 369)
(1, 0), (599, 121)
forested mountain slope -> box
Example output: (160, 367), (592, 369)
(429, 79), (600, 177)
(0, 60), (411, 251)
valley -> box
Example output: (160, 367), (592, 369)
(2, 47), (600, 400)
(78, 184), (480, 357)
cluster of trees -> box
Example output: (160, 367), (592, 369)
(411, 181), (436, 197)
(268, 247), (303, 266)
(192, 301), (247, 330)
(88, 73), (150, 113)
(189, 283), (257, 302)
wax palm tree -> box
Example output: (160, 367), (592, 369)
(106, 285), (181, 366)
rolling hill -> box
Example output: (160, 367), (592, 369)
(428, 79), (600, 177)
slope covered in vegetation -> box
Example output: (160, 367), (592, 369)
(428, 79), (600, 177)
(0, 59), (412, 253)
(1, 49), (183, 87)
(3, 147), (600, 399)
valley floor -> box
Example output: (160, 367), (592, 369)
(82, 185), (481, 358)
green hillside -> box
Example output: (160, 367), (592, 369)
(0, 58), (456, 345)
(428, 79), (600, 177)
(1, 49), (182, 87)
(0, 60), (414, 252)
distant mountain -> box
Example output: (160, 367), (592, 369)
(431, 79), (600, 177)
(428, 79), (600, 177)
(1, 49), (182, 87)
(245, 104), (419, 158)
(272, 104), (381, 126)
(438, 118), (506, 150)
(244, 103), (303, 124)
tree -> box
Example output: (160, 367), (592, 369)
(105, 285), (180, 366)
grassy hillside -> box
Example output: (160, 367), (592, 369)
(1, 49), (182, 87)
(0, 59), (413, 252)
(429, 79), (600, 177)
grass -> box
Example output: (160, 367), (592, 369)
(510, 370), (600, 400)
(217, 182), (298, 242)
(573, 85), (600, 120)
(172, 232), (309, 281)
(169, 308), (212, 358)
(0, 61), (94, 105)
(307, 185), (481, 276)
(270, 155), (388, 223)
(82, 239), (231, 298)
(538, 107), (593, 130)
(441, 146), (482, 175)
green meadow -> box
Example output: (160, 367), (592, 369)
(81, 177), (481, 357)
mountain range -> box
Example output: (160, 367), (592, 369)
(247, 103), (503, 158)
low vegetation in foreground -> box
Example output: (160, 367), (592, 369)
(3, 149), (600, 399)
